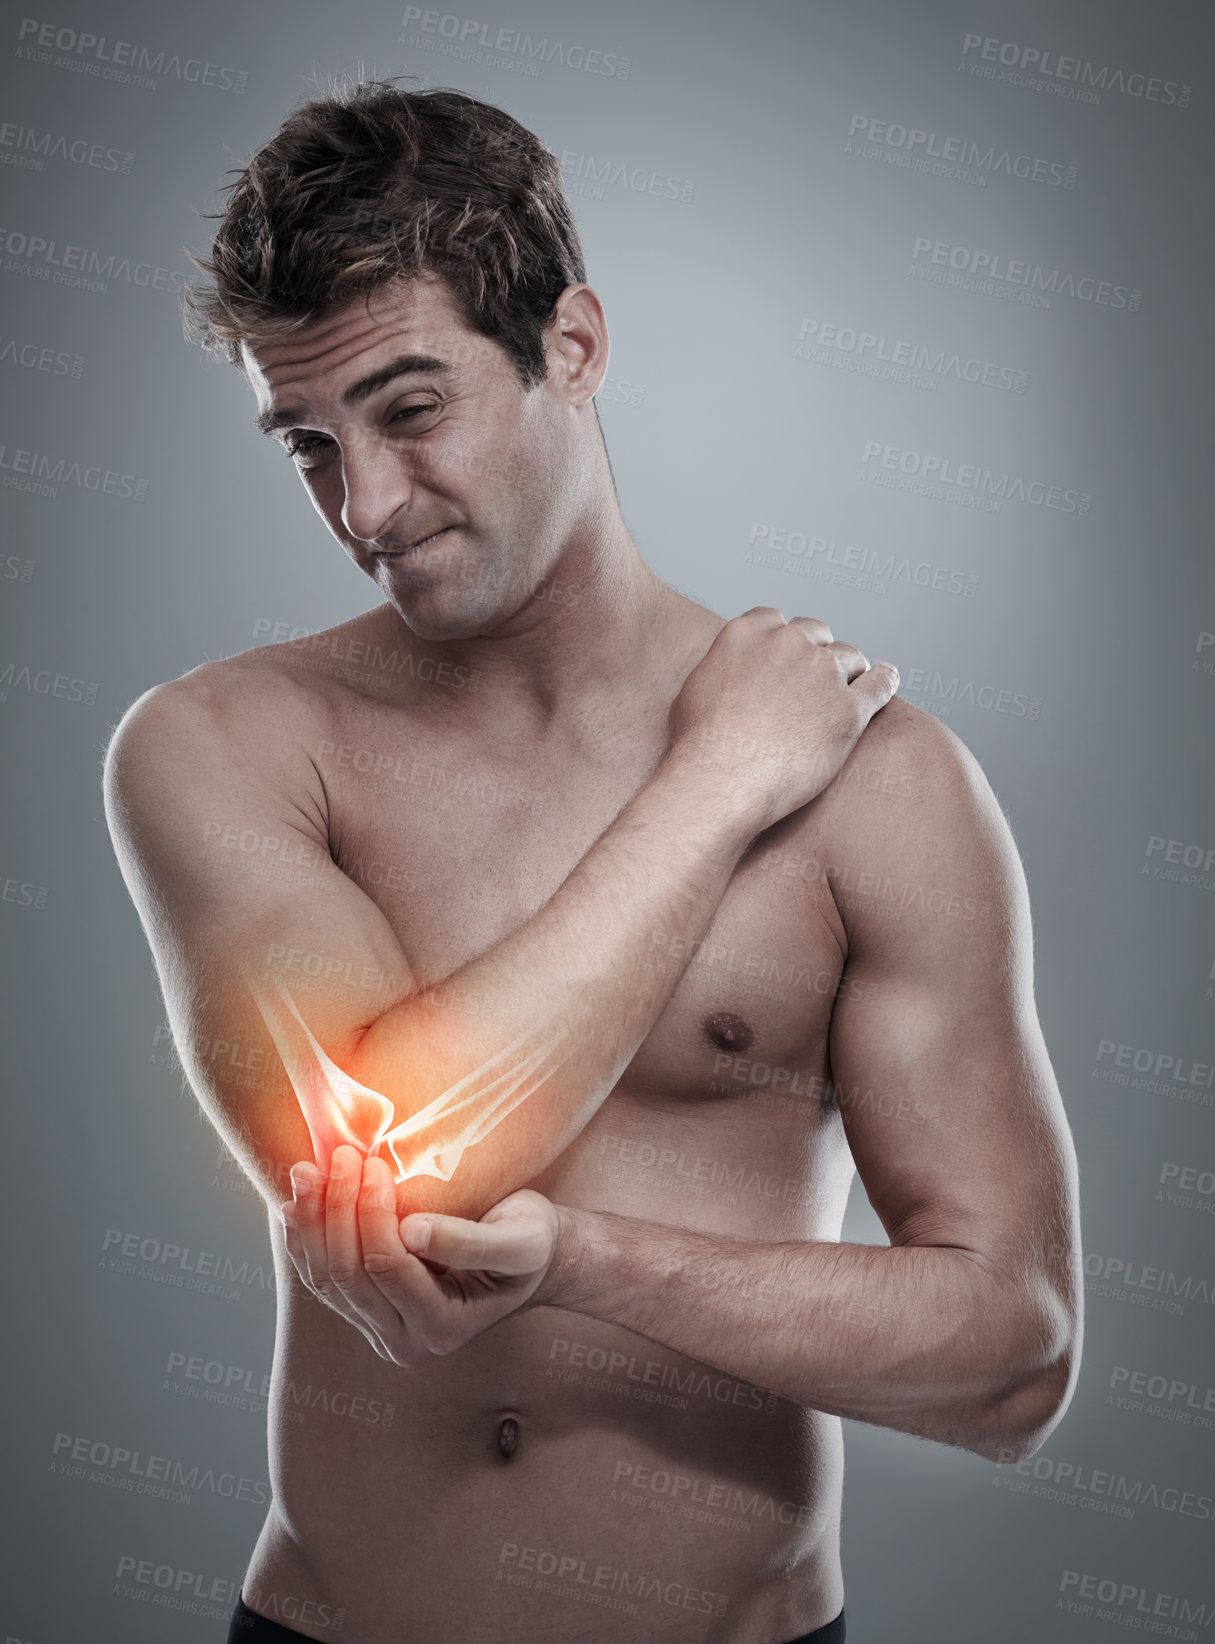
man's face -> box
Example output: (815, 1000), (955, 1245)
(243, 274), (580, 641)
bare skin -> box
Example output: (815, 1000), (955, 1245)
(103, 274), (1081, 1644)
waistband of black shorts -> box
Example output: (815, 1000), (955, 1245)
(228, 1595), (845, 1642)
(788, 1609), (846, 1643)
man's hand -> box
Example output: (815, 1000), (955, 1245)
(668, 608), (899, 834)
(280, 1145), (561, 1363)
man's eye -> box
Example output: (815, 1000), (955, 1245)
(286, 406), (437, 462)
(286, 436), (331, 462)
(392, 403), (438, 425)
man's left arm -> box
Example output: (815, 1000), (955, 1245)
(290, 706), (1082, 1462)
(534, 706), (1082, 1462)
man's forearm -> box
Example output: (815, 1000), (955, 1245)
(541, 1208), (1076, 1462)
(290, 753), (758, 1215)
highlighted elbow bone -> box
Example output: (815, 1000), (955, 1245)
(251, 980), (556, 1183)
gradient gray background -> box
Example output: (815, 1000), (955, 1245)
(2, 0), (1213, 1639)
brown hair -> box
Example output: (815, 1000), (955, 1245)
(184, 78), (587, 387)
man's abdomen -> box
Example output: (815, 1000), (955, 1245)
(247, 1286), (845, 1644)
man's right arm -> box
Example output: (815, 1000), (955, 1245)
(103, 611), (897, 1223)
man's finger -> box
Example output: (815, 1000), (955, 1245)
(822, 641), (870, 681)
(282, 1202), (398, 1360)
(322, 1152), (420, 1349)
(290, 1162), (340, 1301)
(402, 1210), (550, 1276)
(787, 614), (834, 645)
(280, 1202), (308, 1284)
(356, 1154), (404, 1277)
(347, 1156), (439, 1362)
(849, 660), (901, 713)
(360, 1220), (457, 1343)
(358, 1157), (427, 1294)
(287, 1159), (399, 1353)
(738, 604), (790, 631)
(324, 1144), (367, 1288)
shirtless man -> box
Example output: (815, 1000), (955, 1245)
(102, 82), (1081, 1644)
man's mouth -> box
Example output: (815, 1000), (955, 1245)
(378, 526), (455, 557)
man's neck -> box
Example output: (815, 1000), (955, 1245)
(385, 522), (720, 741)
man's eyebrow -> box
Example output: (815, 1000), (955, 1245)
(255, 353), (454, 436)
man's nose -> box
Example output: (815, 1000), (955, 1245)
(340, 440), (414, 544)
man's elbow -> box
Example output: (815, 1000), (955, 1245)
(968, 1356), (1075, 1463)
(972, 1298), (1082, 1464)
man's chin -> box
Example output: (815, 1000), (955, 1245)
(383, 584), (510, 643)
(394, 606), (498, 643)
(374, 555), (524, 641)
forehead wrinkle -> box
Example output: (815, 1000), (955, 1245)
(249, 272), (454, 377)
(255, 309), (419, 383)
(251, 308), (449, 435)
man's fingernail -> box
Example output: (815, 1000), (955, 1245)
(290, 1167), (310, 1197)
(405, 1218), (431, 1254)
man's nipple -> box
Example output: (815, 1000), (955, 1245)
(704, 1011), (754, 1054)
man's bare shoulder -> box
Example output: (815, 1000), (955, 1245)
(814, 692), (1027, 928)
(104, 607), (398, 788)
(840, 693), (995, 810)
(101, 631), (371, 856)
(104, 653), (314, 796)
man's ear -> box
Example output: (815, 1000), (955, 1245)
(544, 284), (610, 407)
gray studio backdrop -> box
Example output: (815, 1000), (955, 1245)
(2, 0), (1213, 1639)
